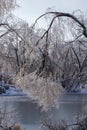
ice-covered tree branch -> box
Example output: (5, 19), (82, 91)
(33, 11), (87, 47)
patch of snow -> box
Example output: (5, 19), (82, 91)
(0, 86), (27, 96)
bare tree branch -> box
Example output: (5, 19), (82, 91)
(0, 23), (25, 42)
(34, 11), (87, 37)
(30, 11), (87, 55)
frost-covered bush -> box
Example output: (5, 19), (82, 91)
(16, 72), (63, 111)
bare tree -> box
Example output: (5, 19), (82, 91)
(30, 11), (87, 92)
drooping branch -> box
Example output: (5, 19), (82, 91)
(29, 11), (87, 55)
(35, 11), (87, 33)
(0, 23), (25, 42)
(34, 11), (87, 45)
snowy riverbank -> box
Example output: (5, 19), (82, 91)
(0, 85), (26, 96)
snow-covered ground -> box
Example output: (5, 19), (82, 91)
(0, 85), (27, 96)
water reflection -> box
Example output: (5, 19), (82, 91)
(0, 93), (87, 130)
(14, 101), (47, 124)
(48, 102), (83, 123)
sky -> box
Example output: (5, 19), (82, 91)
(13, 0), (87, 25)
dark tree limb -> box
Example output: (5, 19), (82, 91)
(0, 23), (25, 42)
(30, 11), (87, 55)
(34, 11), (87, 45)
(71, 46), (81, 70)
